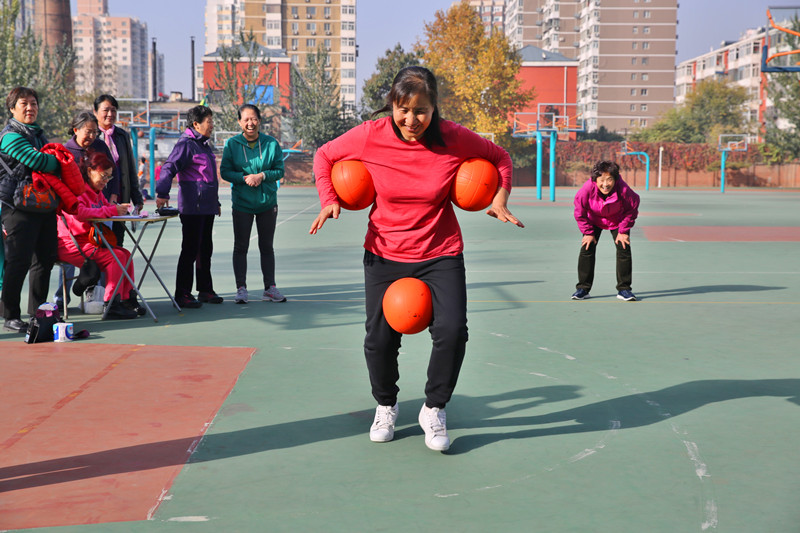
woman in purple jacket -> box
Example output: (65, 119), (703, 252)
(155, 105), (222, 308)
(572, 160), (640, 301)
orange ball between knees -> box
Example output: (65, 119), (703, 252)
(382, 277), (433, 335)
(451, 158), (499, 211)
(330, 160), (376, 210)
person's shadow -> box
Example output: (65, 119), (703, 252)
(1, 379), (797, 491)
(635, 284), (785, 300)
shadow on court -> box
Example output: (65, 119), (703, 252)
(3, 379), (797, 491)
(636, 284), (786, 299)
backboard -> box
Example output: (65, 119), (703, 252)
(763, 6), (800, 73)
(718, 134), (748, 152)
(511, 103), (584, 138)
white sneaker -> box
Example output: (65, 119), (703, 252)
(262, 285), (286, 302)
(418, 404), (450, 451)
(369, 403), (399, 443)
(235, 286), (248, 304)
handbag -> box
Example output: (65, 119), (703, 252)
(25, 303), (62, 344)
(0, 155), (58, 212)
(88, 223), (118, 248)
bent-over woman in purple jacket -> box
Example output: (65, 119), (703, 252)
(572, 160), (640, 302)
(155, 105), (222, 308)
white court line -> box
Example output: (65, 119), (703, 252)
(250, 202), (319, 241)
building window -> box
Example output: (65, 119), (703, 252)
(642, 57), (649, 65)
(643, 10), (651, 18)
(633, 26), (638, 34)
(306, 7), (316, 17)
(643, 26), (650, 34)
(291, 6), (298, 17)
(630, 88), (636, 96)
(630, 104), (636, 111)
(307, 22), (317, 32)
(631, 73), (637, 80)
(641, 104), (648, 111)
(324, 7), (331, 18)
(633, 11), (638, 18)
(632, 58), (637, 65)
(640, 88), (648, 96)
(642, 42), (650, 50)
(641, 73), (649, 81)
(306, 38), (315, 48)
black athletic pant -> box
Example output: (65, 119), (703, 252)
(363, 250), (468, 409)
(176, 214), (215, 297)
(576, 227), (632, 292)
(0, 208), (57, 319)
(231, 206), (278, 290)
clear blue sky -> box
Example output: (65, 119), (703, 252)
(73, 0), (775, 98)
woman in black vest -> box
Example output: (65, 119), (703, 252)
(0, 87), (60, 332)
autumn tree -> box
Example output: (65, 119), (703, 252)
(417, 1), (534, 141)
(360, 44), (421, 120)
(0, 0), (76, 138)
(208, 31), (283, 135)
(290, 46), (356, 152)
(632, 79), (749, 144)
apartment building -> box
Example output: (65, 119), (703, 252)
(675, 28), (766, 129)
(204, 0), (358, 114)
(72, 0), (150, 99)
(468, 0), (506, 35)
(506, 0), (677, 134)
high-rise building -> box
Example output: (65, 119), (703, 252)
(72, 0), (150, 99)
(204, 0), (357, 114)
(468, 0), (506, 35)
(507, 0), (678, 134)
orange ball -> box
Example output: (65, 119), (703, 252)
(330, 160), (375, 210)
(451, 158), (499, 211)
(382, 277), (433, 335)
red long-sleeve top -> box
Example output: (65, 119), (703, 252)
(314, 117), (513, 262)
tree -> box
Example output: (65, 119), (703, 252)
(763, 17), (800, 161)
(417, 1), (534, 141)
(208, 31), (283, 135)
(632, 79), (748, 144)
(360, 43), (421, 120)
(290, 46), (356, 152)
(0, 0), (76, 139)
(578, 125), (625, 142)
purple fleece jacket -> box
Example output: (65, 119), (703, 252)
(155, 127), (219, 215)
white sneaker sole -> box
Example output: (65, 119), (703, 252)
(418, 406), (450, 451)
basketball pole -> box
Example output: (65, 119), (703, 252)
(535, 131), (543, 200)
(549, 130), (557, 202)
(720, 149), (728, 194)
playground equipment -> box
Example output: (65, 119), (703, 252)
(512, 103), (584, 201)
(718, 134), (748, 193)
(618, 140), (651, 191)
(762, 6), (800, 73)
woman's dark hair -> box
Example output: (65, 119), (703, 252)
(372, 66), (445, 147)
(71, 110), (98, 132)
(187, 105), (213, 128)
(237, 104), (261, 120)
(80, 150), (114, 183)
(591, 160), (621, 181)
(6, 87), (39, 116)
(93, 94), (119, 111)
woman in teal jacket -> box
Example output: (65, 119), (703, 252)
(220, 104), (285, 304)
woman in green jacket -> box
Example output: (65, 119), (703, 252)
(220, 104), (285, 304)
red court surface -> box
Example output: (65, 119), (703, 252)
(0, 343), (254, 530)
(643, 225), (800, 242)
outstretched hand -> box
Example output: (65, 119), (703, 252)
(309, 203), (341, 234)
(485, 187), (524, 228)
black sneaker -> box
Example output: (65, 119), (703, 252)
(104, 295), (138, 319)
(124, 295), (147, 316)
(197, 291), (223, 304)
(4, 318), (29, 333)
(176, 293), (203, 308)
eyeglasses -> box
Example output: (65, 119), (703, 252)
(97, 171), (113, 181)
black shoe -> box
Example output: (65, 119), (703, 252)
(197, 291), (223, 304)
(4, 318), (29, 333)
(124, 295), (147, 316)
(104, 295), (138, 319)
(176, 293), (203, 308)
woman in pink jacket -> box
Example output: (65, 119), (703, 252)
(572, 160), (640, 301)
(57, 151), (142, 319)
(310, 66), (523, 452)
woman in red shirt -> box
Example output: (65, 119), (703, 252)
(310, 66), (523, 452)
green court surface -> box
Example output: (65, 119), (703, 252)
(1, 186), (799, 532)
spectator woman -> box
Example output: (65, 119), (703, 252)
(56, 150), (141, 319)
(310, 67), (523, 451)
(155, 105), (222, 308)
(55, 110), (121, 309)
(94, 94), (144, 245)
(0, 87), (61, 332)
(220, 104), (286, 304)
